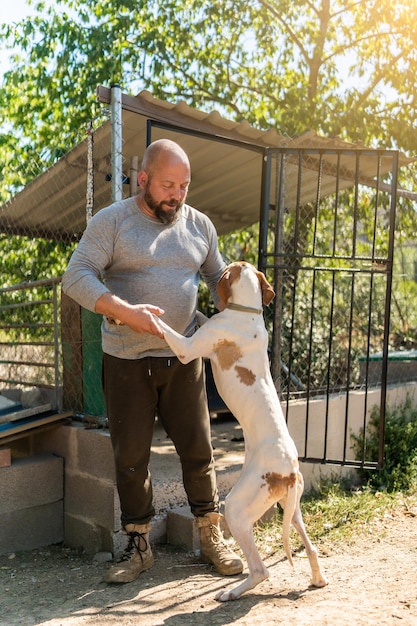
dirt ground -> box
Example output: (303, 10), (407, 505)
(1, 504), (416, 626)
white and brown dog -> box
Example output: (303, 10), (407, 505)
(160, 261), (328, 601)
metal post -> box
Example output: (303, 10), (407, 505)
(272, 152), (286, 389)
(52, 281), (62, 411)
(110, 84), (123, 202)
(86, 120), (94, 222)
(258, 149), (271, 272)
(379, 151), (399, 468)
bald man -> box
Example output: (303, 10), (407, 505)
(62, 139), (243, 584)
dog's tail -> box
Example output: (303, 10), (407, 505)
(282, 479), (298, 568)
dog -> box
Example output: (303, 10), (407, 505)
(159, 261), (328, 601)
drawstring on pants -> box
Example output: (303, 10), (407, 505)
(147, 357), (172, 376)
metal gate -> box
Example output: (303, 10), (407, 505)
(259, 148), (399, 469)
(100, 85), (399, 470)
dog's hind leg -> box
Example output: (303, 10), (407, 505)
(291, 500), (328, 588)
(215, 521), (268, 602)
(215, 483), (271, 602)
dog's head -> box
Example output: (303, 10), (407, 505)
(217, 261), (275, 307)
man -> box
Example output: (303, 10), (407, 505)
(62, 138), (243, 584)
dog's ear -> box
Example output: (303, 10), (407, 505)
(262, 285), (275, 305)
(256, 271), (275, 305)
(217, 268), (232, 304)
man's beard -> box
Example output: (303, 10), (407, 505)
(143, 186), (182, 224)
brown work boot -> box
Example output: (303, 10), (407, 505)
(197, 512), (243, 576)
(104, 523), (154, 584)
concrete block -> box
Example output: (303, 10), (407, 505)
(150, 512), (167, 545)
(0, 501), (63, 555)
(35, 422), (115, 479)
(112, 489), (122, 532)
(64, 513), (112, 555)
(167, 506), (200, 553)
(75, 427), (115, 481)
(64, 470), (116, 529)
(0, 454), (63, 514)
(30, 423), (78, 469)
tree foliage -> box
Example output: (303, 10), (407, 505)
(1, 0), (417, 203)
(1, 0), (417, 355)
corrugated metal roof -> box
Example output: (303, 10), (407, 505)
(0, 87), (414, 240)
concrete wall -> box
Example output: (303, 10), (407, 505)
(22, 424), (121, 555)
(292, 382), (417, 489)
(40, 423), (241, 553)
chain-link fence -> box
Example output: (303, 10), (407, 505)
(0, 117), (112, 419)
(0, 93), (416, 466)
(262, 149), (399, 396)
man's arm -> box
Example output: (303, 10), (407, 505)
(95, 293), (165, 337)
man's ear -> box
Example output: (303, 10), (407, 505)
(137, 170), (148, 190)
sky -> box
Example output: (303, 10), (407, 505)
(0, 0), (53, 73)
(1, 1), (35, 74)
(0, 0), (38, 27)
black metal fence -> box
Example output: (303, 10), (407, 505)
(259, 148), (401, 468)
(0, 278), (62, 410)
(1, 110), (415, 470)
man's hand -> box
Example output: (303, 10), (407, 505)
(95, 293), (165, 338)
(122, 304), (165, 337)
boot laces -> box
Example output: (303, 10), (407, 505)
(208, 523), (223, 544)
(119, 531), (149, 564)
(207, 522), (234, 555)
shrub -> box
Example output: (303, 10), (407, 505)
(352, 396), (417, 492)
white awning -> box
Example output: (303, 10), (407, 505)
(0, 87), (414, 241)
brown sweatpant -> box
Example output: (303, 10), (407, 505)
(102, 353), (219, 527)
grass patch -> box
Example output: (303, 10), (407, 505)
(254, 396), (417, 558)
(254, 482), (417, 557)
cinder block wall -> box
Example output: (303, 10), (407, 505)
(0, 453), (64, 555)
(18, 422), (194, 555)
(29, 424), (121, 555)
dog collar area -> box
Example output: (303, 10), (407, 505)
(226, 302), (263, 315)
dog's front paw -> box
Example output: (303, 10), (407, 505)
(215, 587), (239, 602)
(311, 574), (329, 588)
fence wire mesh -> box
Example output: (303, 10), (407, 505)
(0, 119), (113, 417)
(0, 111), (416, 467)
(257, 148), (416, 392)
(259, 147), (417, 466)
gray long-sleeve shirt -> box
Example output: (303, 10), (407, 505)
(62, 197), (226, 359)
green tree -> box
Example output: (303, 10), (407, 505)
(1, 0), (417, 355)
(1, 0), (417, 203)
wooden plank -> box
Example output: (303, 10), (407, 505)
(0, 447), (11, 467)
(0, 403), (52, 425)
(0, 417), (72, 446)
(0, 412), (73, 440)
